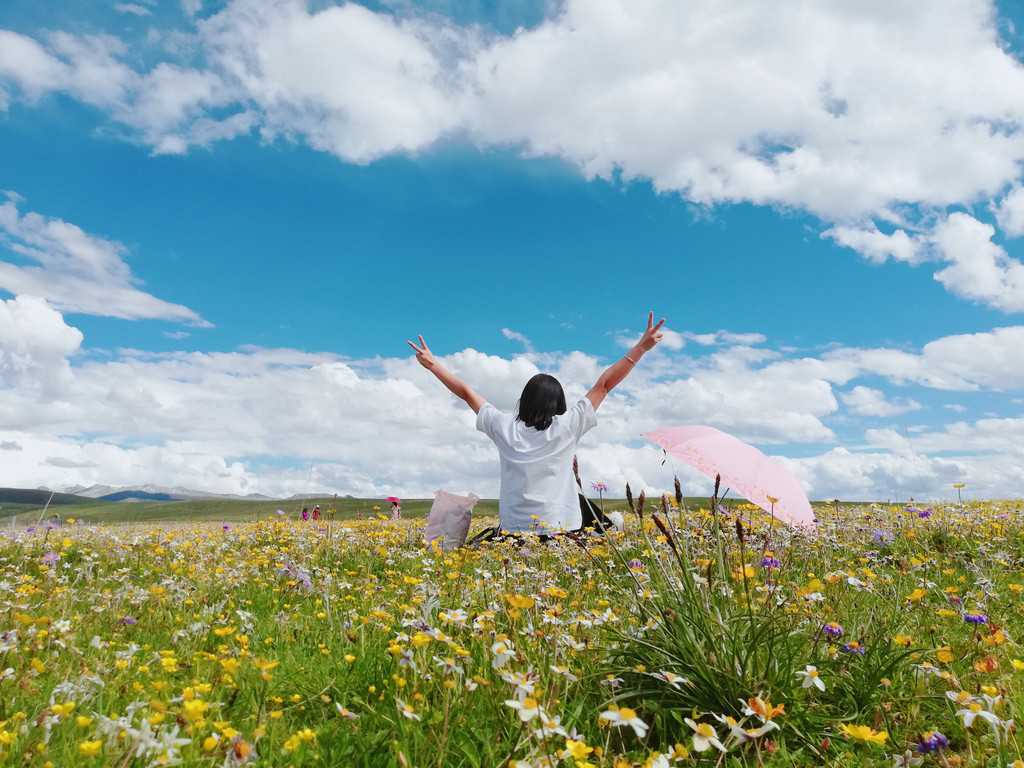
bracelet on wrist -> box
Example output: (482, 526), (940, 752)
(625, 354), (638, 365)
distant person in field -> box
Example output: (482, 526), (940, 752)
(390, 501), (402, 519)
(408, 312), (665, 536)
(301, 507), (309, 521)
(311, 505), (321, 521)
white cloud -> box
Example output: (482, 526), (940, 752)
(995, 185), (1024, 238)
(199, 0), (467, 160)
(4, 1), (1024, 311)
(929, 213), (1024, 312)
(865, 416), (1024, 457)
(2, 303), (1024, 500)
(0, 295), (82, 395)
(45, 456), (100, 468)
(502, 328), (534, 353)
(841, 385), (921, 417)
(46, 31), (138, 109)
(0, 31), (71, 97)
(823, 326), (1024, 391)
(115, 4), (152, 16)
(824, 212), (1024, 312)
(822, 225), (921, 265)
(0, 1), (1021, 214)
(465, 0), (1024, 218)
(785, 447), (981, 503)
(0, 197), (210, 325)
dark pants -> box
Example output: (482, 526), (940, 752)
(468, 493), (612, 545)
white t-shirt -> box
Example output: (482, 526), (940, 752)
(476, 398), (597, 534)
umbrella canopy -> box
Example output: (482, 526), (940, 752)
(643, 425), (816, 529)
(386, 496), (402, 504)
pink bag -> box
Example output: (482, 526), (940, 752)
(424, 490), (479, 549)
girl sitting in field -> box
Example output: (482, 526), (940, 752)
(408, 312), (665, 536)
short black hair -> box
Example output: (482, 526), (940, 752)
(516, 373), (566, 431)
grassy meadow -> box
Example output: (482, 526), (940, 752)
(0, 494), (497, 525)
(2, 491), (1023, 767)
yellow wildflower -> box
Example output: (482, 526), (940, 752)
(79, 740), (103, 757)
(839, 723), (888, 744)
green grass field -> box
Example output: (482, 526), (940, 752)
(3, 495), (1021, 768)
(0, 487), (831, 526)
(0, 490), (765, 526)
(0, 495), (497, 525)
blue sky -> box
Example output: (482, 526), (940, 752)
(3, 0), (1024, 502)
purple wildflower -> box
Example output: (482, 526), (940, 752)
(627, 559), (644, 570)
(278, 562), (313, 590)
(222, 524), (230, 532)
(40, 552), (59, 564)
(871, 529), (894, 545)
(964, 613), (988, 624)
(823, 622), (844, 637)
(760, 556), (781, 569)
(118, 616), (138, 625)
(26, 525), (36, 533)
(842, 641), (865, 655)
(918, 508), (933, 518)
(917, 731), (949, 754)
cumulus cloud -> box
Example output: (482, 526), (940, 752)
(929, 213), (1024, 312)
(196, 0), (468, 160)
(0, 196), (210, 324)
(785, 447), (985, 502)
(825, 212), (1024, 312)
(841, 385), (921, 417)
(865, 416), (1024, 456)
(995, 185), (1024, 238)
(466, 0), (1024, 226)
(0, 30), (71, 98)
(0, 28), (240, 150)
(822, 225), (921, 265)
(4, 1), (1024, 316)
(0, 295), (82, 395)
(3, 302), (1024, 500)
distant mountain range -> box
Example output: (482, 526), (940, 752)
(58, 484), (277, 502)
(0, 485), (350, 508)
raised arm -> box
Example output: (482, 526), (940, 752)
(586, 312), (665, 411)
(407, 335), (486, 414)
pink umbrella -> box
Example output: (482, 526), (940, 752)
(386, 496), (401, 504)
(643, 425), (816, 530)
